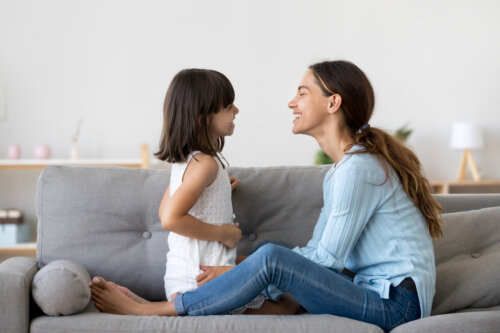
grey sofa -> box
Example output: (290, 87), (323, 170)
(1, 165), (500, 333)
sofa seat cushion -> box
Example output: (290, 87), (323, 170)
(31, 309), (384, 333)
(389, 311), (500, 333)
(432, 206), (500, 315)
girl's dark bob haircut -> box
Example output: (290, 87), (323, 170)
(155, 69), (235, 165)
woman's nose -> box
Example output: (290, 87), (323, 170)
(288, 97), (297, 109)
(233, 106), (239, 114)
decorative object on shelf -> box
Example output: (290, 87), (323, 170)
(395, 123), (413, 142)
(0, 208), (30, 246)
(450, 122), (483, 182)
(33, 144), (52, 159)
(7, 144), (21, 159)
(70, 118), (82, 160)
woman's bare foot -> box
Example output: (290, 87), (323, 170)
(90, 277), (178, 316)
(90, 277), (149, 304)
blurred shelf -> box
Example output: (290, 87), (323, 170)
(0, 159), (144, 169)
(430, 180), (500, 194)
(0, 144), (150, 169)
(0, 242), (36, 254)
(0, 242), (36, 263)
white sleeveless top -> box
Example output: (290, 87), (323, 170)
(164, 152), (236, 301)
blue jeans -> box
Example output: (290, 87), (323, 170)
(174, 244), (420, 332)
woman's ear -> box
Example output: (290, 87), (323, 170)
(328, 94), (342, 114)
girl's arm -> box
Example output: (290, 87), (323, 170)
(159, 153), (241, 248)
(195, 255), (248, 287)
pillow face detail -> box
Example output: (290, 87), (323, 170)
(32, 259), (91, 316)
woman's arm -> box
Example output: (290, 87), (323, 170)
(159, 154), (241, 248)
(297, 167), (381, 271)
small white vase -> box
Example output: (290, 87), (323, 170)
(70, 141), (79, 160)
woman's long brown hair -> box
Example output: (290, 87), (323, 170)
(310, 60), (443, 238)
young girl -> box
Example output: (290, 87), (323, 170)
(91, 68), (277, 314)
(155, 68), (245, 304)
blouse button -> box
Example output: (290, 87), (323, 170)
(471, 252), (481, 258)
(248, 233), (257, 241)
(143, 231), (152, 239)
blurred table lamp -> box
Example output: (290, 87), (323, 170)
(450, 122), (483, 181)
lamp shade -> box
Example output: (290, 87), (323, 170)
(450, 122), (483, 150)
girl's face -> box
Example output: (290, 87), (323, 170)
(208, 104), (239, 139)
(288, 70), (331, 136)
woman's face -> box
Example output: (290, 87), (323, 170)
(288, 70), (331, 136)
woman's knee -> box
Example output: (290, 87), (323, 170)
(254, 243), (289, 260)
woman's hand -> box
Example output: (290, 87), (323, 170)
(196, 265), (234, 287)
(219, 223), (242, 248)
(229, 176), (240, 191)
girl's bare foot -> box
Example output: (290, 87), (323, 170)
(90, 277), (178, 316)
(89, 277), (149, 304)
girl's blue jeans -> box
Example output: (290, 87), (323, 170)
(174, 243), (420, 332)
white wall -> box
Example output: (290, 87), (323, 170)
(1, 0), (500, 235)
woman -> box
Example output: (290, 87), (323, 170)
(91, 60), (442, 332)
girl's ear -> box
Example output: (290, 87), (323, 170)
(328, 94), (342, 114)
(199, 114), (208, 127)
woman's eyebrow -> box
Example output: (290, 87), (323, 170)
(298, 85), (309, 91)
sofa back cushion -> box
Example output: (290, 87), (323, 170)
(431, 206), (500, 314)
(36, 166), (170, 301)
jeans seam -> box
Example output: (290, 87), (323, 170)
(393, 301), (412, 328)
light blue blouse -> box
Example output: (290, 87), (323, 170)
(292, 146), (436, 317)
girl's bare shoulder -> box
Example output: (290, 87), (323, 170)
(185, 153), (219, 184)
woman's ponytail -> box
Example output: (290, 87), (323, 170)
(352, 127), (443, 238)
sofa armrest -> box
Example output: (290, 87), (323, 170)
(0, 257), (38, 333)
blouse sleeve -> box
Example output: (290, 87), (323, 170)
(294, 166), (383, 272)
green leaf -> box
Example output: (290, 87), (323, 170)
(314, 150), (333, 165)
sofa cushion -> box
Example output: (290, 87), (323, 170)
(432, 206), (500, 315)
(31, 309), (384, 333)
(389, 310), (500, 333)
(32, 260), (91, 316)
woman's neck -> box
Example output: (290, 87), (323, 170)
(315, 127), (354, 164)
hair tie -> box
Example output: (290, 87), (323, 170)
(358, 124), (370, 133)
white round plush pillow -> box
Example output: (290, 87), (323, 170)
(32, 260), (91, 316)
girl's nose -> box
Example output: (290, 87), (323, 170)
(233, 106), (239, 114)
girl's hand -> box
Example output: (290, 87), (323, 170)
(196, 265), (234, 287)
(229, 176), (240, 191)
(219, 223), (242, 248)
